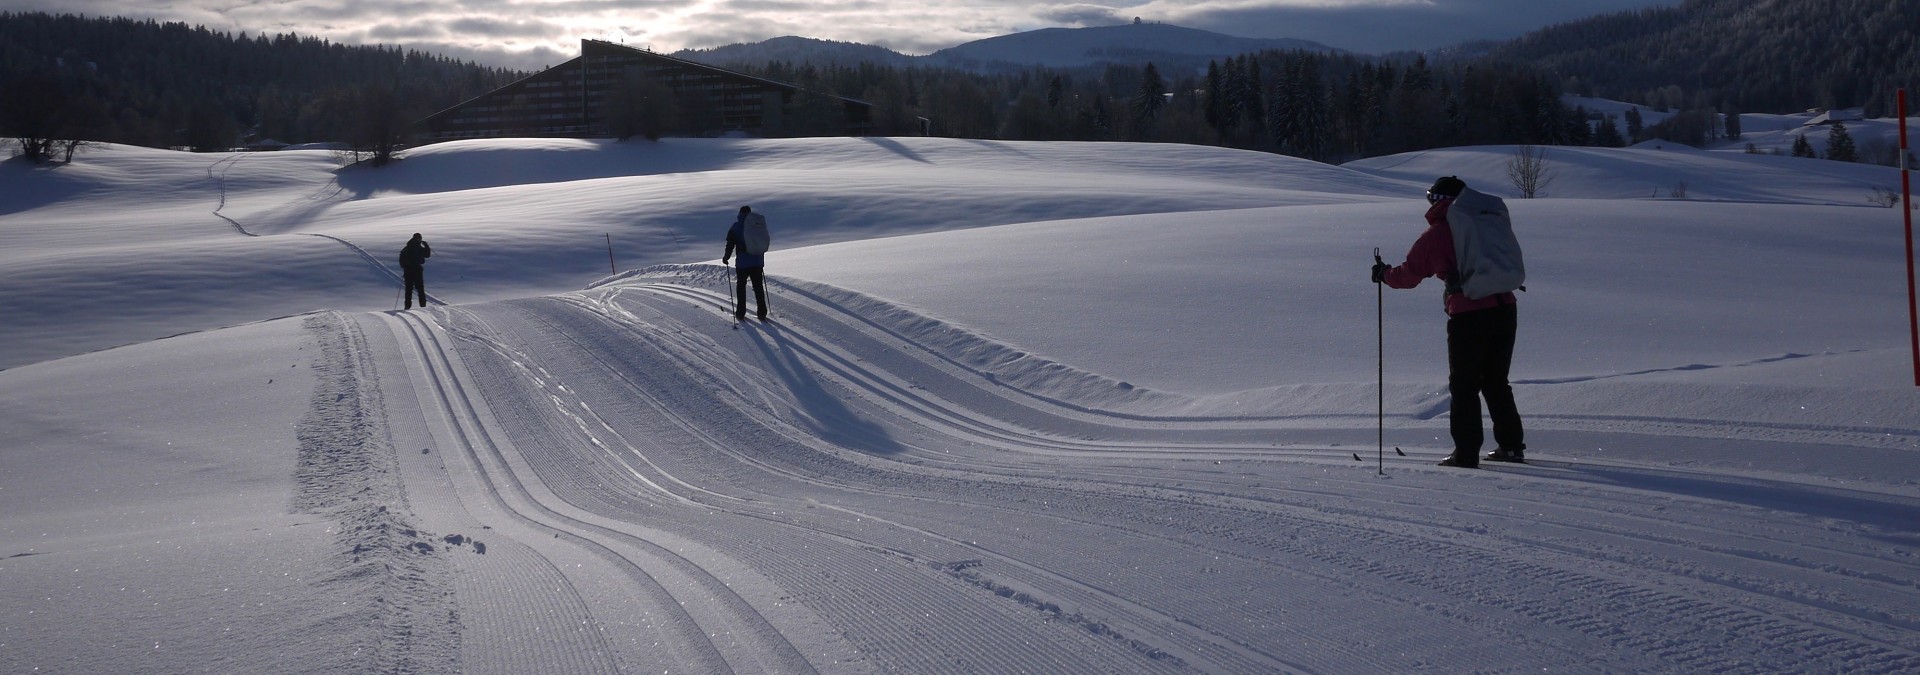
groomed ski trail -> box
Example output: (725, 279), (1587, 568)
(354, 271), (1920, 673)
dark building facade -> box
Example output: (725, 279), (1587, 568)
(419, 39), (871, 142)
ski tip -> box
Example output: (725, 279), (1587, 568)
(1394, 447), (1406, 456)
(1352, 453), (1362, 461)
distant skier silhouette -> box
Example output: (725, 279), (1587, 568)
(398, 233), (432, 309)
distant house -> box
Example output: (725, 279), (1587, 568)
(241, 138), (289, 152)
(1803, 109), (1864, 126)
(418, 39), (871, 142)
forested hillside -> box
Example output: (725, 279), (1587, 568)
(0, 13), (518, 152)
(1, 12), (1575, 164)
(1495, 0), (1920, 116)
(741, 51), (1573, 163)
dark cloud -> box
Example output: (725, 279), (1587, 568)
(660, 15), (794, 50)
(365, 22), (449, 41)
(531, 0), (679, 12)
(1034, 4), (1124, 27)
(718, 0), (876, 11)
(0, 0), (1686, 69)
(445, 16), (565, 40)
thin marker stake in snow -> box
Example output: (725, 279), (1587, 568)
(1896, 87), (1912, 387)
(606, 233), (617, 274)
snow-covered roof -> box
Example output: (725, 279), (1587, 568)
(1803, 109), (1864, 126)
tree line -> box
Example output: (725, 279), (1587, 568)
(3, 12), (1591, 165)
(0, 12), (516, 161)
(741, 52), (1580, 163)
(10, 7), (1908, 170)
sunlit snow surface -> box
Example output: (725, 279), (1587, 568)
(3, 135), (1917, 673)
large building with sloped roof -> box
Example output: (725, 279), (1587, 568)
(418, 39), (871, 142)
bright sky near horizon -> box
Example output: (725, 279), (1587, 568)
(5, 0), (1679, 70)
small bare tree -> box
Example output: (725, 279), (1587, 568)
(1506, 145), (1556, 198)
(1870, 187), (1902, 208)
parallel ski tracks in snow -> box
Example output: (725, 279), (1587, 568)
(371, 278), (1920, 673)
(440, 296), (1197, 672)
(382, 308), (819, 674)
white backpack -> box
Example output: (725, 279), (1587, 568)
(741, 213), (771, 255)
(1447, 187), (1525, 299)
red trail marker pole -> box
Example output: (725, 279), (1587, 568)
(1901, 88), (1916, 387)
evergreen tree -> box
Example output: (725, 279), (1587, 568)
(1824, 121), (1857, 162)
(1593, 114), (1626, 147)
(1791, 134), (1817, 158)
(1270, 55), (1329, 160)
(1624, 107), (1644, 140)
(1131, 62), (1166, 139)
(1389, 55), (1438, 153)
(1204, 61), (1228, 138)
(1722, 108), (1741, 140)
(860, 78), (916, 136)
(1240, 57), (1266, 140)
(1566, 106), (1593, 146)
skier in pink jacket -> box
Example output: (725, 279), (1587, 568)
(1372, 176), (1526, 468)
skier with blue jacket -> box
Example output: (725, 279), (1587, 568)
(722, 206), (769, 321)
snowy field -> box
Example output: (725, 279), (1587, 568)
(2, 135), (1918, 673)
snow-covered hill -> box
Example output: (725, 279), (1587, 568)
(1566, 95), (1912, 169)
(2, 136), (1918, 673)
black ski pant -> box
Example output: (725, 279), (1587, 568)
(403, 266), (427, 308)
(1447, 302), (1524, 455)
(734, 266), (767, 318)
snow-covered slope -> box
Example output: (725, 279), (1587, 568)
(1345, 142), (1902, 203)
(1564, 95), (1911, 168)
(0, 138), (1404, 370)
(3, 136), (1918, 673)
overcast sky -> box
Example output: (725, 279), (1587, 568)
(9, 0), (1682, 71)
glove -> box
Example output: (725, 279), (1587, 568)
(1371, 262), (1389, 284)
(722, 256), (731, 265)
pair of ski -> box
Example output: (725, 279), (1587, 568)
(1355, 446), (1530, 467)
(730, 314), (772, 329)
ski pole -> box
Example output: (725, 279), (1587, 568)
(1375, 247), (1385, 476)
(394, 281), (403, 311)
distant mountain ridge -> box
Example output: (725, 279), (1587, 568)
(925, 22), (1336, 71)
(677, 22), (1336, 73)
(674, 36), (913, 70)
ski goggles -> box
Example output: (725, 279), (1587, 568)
(1426, 191), (1445, 203)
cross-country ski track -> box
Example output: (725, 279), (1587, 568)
(303, 266), (1920, 673)
(7, 137), (1919, 673)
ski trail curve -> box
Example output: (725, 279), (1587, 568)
(343, 268), (1920, 673)
(380, 307), (825, 673)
